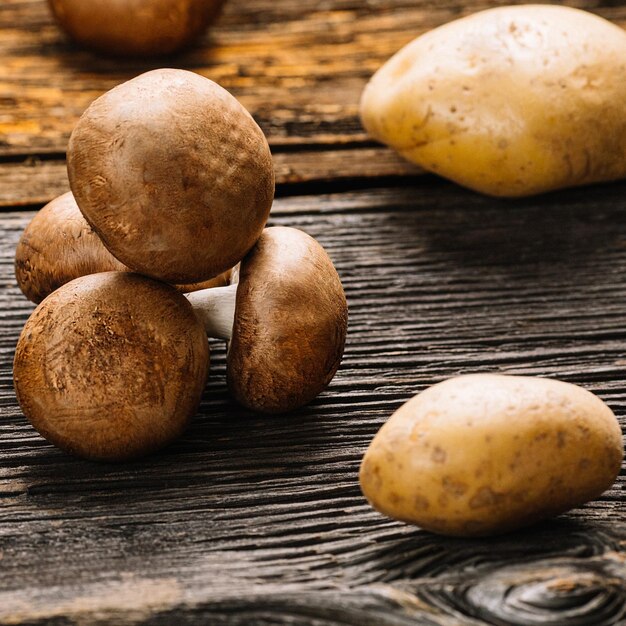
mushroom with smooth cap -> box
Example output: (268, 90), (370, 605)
(14, 272), (210, 462)
(67, 68), (274, 284)
(48, 0), (226, 57)
(15, 191), (231, 304)
(186, 226), (348, 413)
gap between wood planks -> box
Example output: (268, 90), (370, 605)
(0, 145), (423, 211)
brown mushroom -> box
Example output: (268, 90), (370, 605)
(15, 191), (231, 304)
(13, 272), (209, 462)
(13, 228), (346, 460)
(48, 0), (226, 57)
(187, 226), (348, 413)
(68, 69), (274, 284)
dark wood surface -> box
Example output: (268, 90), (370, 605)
(1, 1), (626, 624)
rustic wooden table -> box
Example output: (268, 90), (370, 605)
(1, 1), (626, 624)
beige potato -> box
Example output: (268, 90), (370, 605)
(360, 5), (626, 197)
(360, 374), (623, 536)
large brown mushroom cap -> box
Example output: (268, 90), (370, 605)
(48, 0), (226, 57)
(13, 272), (209, 461)
(227, 227), (348, 413)
(15, 191), (233, 304)
(68, 69), (274, 284)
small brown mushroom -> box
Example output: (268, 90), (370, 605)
(13, 272), (209, 462)
(15, 192), (231, 304)
(68, 69), (274, 284)
(48, 0), (226, 57)
(187, 226), (348, 413)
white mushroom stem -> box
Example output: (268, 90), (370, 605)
(185, 283), (237, 341)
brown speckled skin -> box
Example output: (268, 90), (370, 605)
(13, 272), (210, 462)
(228, 227), (348, 414)
(15, 192), (231, 304)
(68, 69), (274, 284)
(360, 374), (624, 537)
(47, 0), (226, 57)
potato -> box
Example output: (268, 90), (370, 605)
(360, 374), (623, 536)
(360, 5), (626, 197)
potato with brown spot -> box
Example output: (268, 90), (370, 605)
(15, 192), (231, 304)
(68, 69), (274, 284)
(48, 0), (226, 57)
(360, 374), (623, 536)
(360, 5), (626, 197)
(13, 272), (209, 462)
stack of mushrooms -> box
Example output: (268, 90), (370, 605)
(13, 68), (348, 462)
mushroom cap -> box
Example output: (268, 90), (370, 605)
(227, 227), (348, 413)
(68, 69), (274, 284)
(47, 0), (226, 57)
(13, 272), (209, 461)
(15, 192), (126, 304)
(15, 191), (232, 304)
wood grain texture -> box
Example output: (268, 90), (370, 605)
(2, 1), (626, 150)
(0, 149), (421, 209)
(1, 180), (625, 624)
(2, 0), (626, 206)
(2, 0), (626, 622)
(0, 0), (626, 208)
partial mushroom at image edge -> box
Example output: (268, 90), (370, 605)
(47, 0), (227, 57)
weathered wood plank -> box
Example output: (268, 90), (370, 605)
(2, 1), (626, 622)
(0, 149), (421, 208)
(0, 180), (625, 624)
(2, 0), (626, 156)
